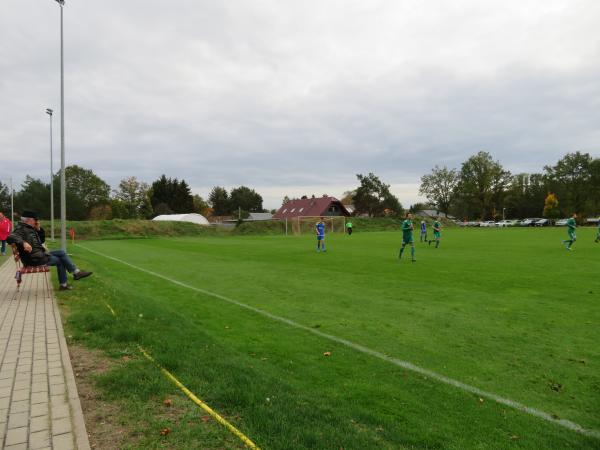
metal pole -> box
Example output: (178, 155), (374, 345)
(58, 1), (67, 251)
(46, 108), (55, 241)
(10, 177), (14, 224)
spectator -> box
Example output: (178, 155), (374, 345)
(0, 211), (11, 256)
(7, 210), (92, 290)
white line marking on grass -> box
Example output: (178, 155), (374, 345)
(77, 244), (600, 440)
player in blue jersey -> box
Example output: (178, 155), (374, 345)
(419, 220), (427, 242)
(316, 217), (326, 252)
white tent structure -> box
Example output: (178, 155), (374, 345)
(152, 213), (210, 226)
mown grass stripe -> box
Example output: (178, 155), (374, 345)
(77, 244), (600, 440)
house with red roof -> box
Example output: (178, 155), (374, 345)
(273, 197), (350, 219)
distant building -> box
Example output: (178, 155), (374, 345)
(247, 212), (273, 221)
(273, 197), (350, 219)
(415, 209), (455, 219)
(343, 204), (355, 215)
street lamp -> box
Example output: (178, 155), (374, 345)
(53, 0), (67, 251)
(45, 108), (55, 241)
(502, 208), (506, 221)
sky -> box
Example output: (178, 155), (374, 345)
(1, 1), (599, 209)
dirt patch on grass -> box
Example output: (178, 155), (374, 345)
(69, 345), (137, 450)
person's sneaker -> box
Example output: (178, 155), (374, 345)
(59, 285), (73, 291)
(566, 247), (572, 251)
(73, 270), (92, 280)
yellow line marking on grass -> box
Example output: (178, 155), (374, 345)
(99, 299), (260, 448)
(78, 244), (600, 440)
(137, 345), (261, 450)
(104, 303), (116, 317)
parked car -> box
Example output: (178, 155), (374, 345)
(535, 218), (550, 226)
(496, 220), (514, 227)
(520, 218), (541, 227)
(555, 218), (568, 226)
(480, 221), (497, 227)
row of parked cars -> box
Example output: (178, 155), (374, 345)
(457, 218), (574, 227)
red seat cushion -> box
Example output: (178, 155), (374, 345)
(20, 266), (50, 274)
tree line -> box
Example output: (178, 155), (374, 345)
(0, 166), (265, 221)
(1, 151), (596, 222)
(418, 151), (600, 220)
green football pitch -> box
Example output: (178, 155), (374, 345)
(63, 227), (600, 449)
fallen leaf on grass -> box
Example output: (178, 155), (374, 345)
(201, 416), (211, 423)
(478, 398), (484, 403)
(121, 355), (130, 362)
(159, 428), (171, 436)
(549, 381), (562, 392)
(323, 352), (332, 357)
(510, 435), (520, 440)
(163, 399), (173, 407)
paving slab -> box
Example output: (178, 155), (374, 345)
(0, 259), (90, 449)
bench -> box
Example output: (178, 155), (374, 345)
(11, 243), (50, 291)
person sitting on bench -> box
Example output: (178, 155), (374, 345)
(7, 209), (92, 291)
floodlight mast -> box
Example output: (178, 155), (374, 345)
(45, 108), (55, 241)
(53, 0), (67, 250)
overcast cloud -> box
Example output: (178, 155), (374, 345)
(1, 1), (599, 208)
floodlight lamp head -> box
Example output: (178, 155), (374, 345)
(54, 0), (65, 5)
(46, 108), (53, 115)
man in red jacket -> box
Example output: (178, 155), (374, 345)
(0, 211), (12, 256)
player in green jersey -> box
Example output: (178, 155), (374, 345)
(346, 221), (353, 236)
(428, 219), (441, 248)
(595, 220), (600, 243)
(399, 213), (416, 262)
(562, 213), (577, 250)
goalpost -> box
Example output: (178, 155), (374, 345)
(290, 216), (347, 235)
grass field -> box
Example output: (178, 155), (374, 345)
(59, 227), (600, 449)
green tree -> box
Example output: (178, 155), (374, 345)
(192, 195), (210, 216)
(588, 158), (600, 213)
(64, 165), (111, 218)
(0, 180), (11, 214)
(544, 152), (593, 215)
(114, 176), (150, 219)
(208, 186), (230, 216)
(353, 173), (403, 217)
(419, 166), (459, 217)
(149, 175), (194, 215)
(229, 186), (263, 214)
(456, 152), (511, 219)
(503, 173), (547, 219)
(110, 199), (129, 219)
(340, 190), (356, 205)
(14, 177), (50, 219)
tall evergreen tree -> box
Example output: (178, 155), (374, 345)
(208, 186), (230, 216)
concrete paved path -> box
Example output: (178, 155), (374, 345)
(0, 258), (90, 450)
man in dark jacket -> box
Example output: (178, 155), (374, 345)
(7, 210), (92, 290)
